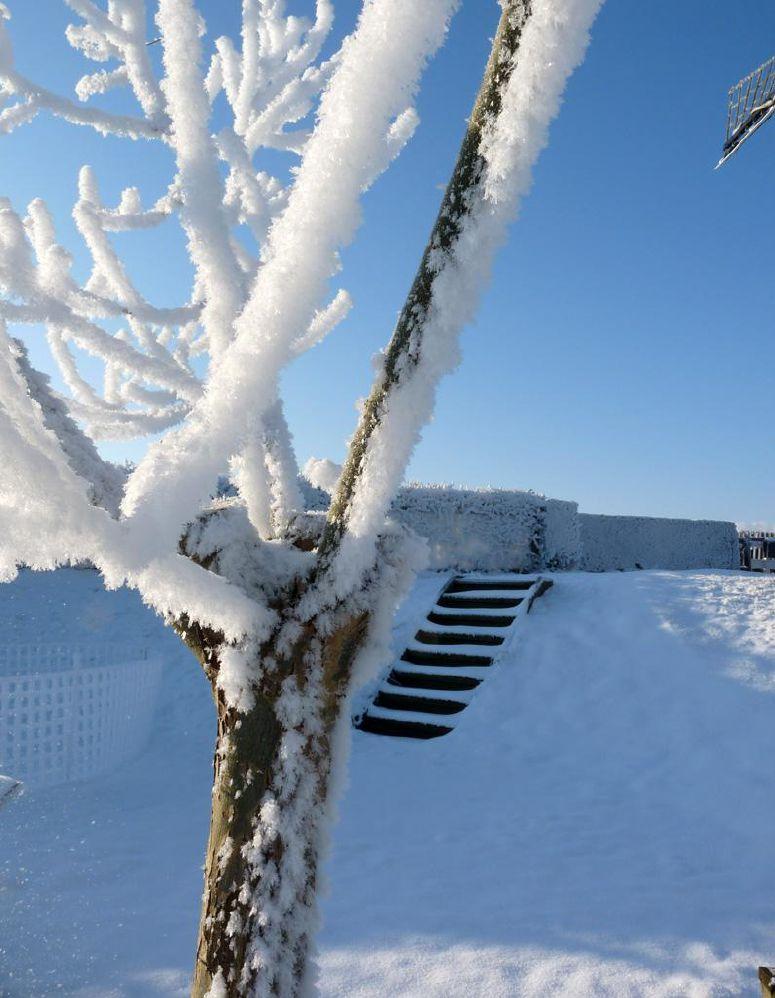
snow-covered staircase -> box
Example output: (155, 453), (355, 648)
(356, 573), (553, 740)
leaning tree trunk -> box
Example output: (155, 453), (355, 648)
(319, 0), (533, 563)
(186, 3), (534, 995)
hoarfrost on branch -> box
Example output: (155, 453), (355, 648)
(0, 0), (604, 658)
(0, 0), (449, 634)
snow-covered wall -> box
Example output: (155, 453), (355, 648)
(579, 514), (739, 572)
(389, 487), (579, 572)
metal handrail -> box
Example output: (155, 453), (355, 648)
(719, 54), (775, 165)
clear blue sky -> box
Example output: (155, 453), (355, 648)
(1, 1), (773, 524)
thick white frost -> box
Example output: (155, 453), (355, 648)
(0, 0), (607, 641)
(325, 0), (605, 599)
(0, 0), (454, 634)
(119, 0), (459, 559)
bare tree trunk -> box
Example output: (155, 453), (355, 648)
(186, 611), (369, 998)
(192, 685), (282, 996)
(186, 3), (534, 994)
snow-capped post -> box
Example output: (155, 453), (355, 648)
(0, 0), (604, 994)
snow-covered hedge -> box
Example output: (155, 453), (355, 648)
(579, 514), (739, 572)
(389, 486), (579, 572)
(300, 476), (740, 574)
(542, 497), (581, 570)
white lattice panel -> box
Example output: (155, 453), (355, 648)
(0, 645), (162, 787)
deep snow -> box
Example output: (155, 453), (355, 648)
(1, 568), (775, 996)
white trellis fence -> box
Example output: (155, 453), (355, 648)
(0, 644), (162, 787)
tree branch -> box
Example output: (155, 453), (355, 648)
(120, 0), (457, 556)
(317, 3), (534, 569)
(157, 0), (245, 359)
(312, 0), (604, 601)
(0, 66), (164, 139)
(65, 0), (167, 124)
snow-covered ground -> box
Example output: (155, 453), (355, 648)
(1, 568), (775, 996)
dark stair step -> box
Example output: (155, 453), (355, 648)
(356, 713), (452, 739)
(373, 690), (466, 715)
(446, 579), (534, 593)
(414, 629), (504, 647)
(388, 669), (481, 692)
(436, 595), (524, 610)
(427, 611), (516, 628)
(401, 648), (492, 667)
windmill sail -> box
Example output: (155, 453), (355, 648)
(718, 54), (775, 166)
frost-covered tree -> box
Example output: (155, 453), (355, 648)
(0, 0), (602, 993)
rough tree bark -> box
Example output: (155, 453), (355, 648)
(183, 612), (369, 997)
(186, 3), (534, 995)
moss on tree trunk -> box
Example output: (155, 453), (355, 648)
(187, 610), (369, 998)
(191, 688), (282, 997)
